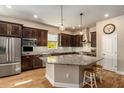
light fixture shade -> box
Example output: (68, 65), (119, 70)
(80, 31), (83, 35)
(59, 25), (65, 31)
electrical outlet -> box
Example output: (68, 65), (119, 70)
(66, 73), (69, 78)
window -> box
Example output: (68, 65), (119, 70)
(48, 34), (58, 49)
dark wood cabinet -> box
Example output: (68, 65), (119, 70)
(8, 24), (22, 37)
(21, 56), (33, 71)
(91, 32), (96, 47)
(23, 27), (48, 46)
(59, 33), (72, 47)
(74, 35), (83, 47)
(21, 55), (43, 71)
(32, 55), (43, 69)
(59, 33), (83, 47)
(0, 21), (22, 37)
(0, 22), (8, 35)
(23, 27), (36, 38)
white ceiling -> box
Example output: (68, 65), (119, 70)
(0, 5), (124, 30)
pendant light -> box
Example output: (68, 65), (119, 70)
(80, 13), (86, 43)
(80, 13), (83, 35)
(59, 5), (65, 31)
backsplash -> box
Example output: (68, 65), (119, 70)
(33, 46), (95, 53)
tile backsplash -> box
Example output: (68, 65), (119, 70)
(33, 45), (95, 53)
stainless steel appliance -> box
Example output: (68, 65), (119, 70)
(0, 37), (21, 77)
(22, 38), (37, 46)
(22, 46), (33, 52)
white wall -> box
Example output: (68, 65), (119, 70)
(96, 14), (124, 72)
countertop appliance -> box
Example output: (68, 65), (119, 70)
(0, 37), (21, 77)
(22, 38), (37, 46)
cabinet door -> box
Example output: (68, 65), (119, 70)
(91, 32), (96, 47)
(23, 27), (33, 38)
(21, 56), (33, 71)
(9, 24), (22, 37)
(0, 22), (8, 35)
(33, 56), (42, 69)
(42, 31), (48, 46)
(36, 30), (42, 46)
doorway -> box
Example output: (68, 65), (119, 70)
(102, 33), (117, 72)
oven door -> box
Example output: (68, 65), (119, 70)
(23, 46), (33, 52)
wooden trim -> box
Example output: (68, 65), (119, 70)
(0, 20), (23, 26)
(23, 26), (48, 32)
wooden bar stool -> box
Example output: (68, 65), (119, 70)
(82, 68), (97, 88)
(92, 64), (103, 83)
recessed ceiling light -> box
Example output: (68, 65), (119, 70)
(72, 27), (75, 29)
(6, 5), (12, 9)
(104, 13), (109, 18)
(78, 25), (81, 27)
(34, 15), (38, 18)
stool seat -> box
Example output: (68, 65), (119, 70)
(93, 64), (102, 68)
(84, 68), (95, 72)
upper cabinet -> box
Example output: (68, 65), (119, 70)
(59, 33), (72, 47)
(71, 35), (83, 47)
(59, 33), (83, 47)
(91, 32), (96, 47)
(22, 27), (48, 46)
(0, 21), (23, 37)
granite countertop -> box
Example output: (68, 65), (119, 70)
(40, 54), (103, 66)
(22, 51), (77, 56)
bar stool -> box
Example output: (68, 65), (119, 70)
(92, 64), (103, 83)
(82, 68), (97, 88)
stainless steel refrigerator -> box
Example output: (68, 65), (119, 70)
(0, 36), (21, 77)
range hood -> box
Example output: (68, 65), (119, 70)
(81, 27), (91, 44)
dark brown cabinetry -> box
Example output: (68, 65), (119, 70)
(21, 55), (43, 71)
(72, 35), (83, 47)
(0, 21), (22, 37)
(59, 33), (72, 47)
(32, 56), (43, 69)
(91, 32), (96, 47)
(59, 33), (83, 47)
(22, 27), (48, 46)
(21, 56), (33, 71)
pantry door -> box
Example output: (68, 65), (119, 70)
(102, 33), (117, 72)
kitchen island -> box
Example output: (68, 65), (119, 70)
(41, 54), (103, 88)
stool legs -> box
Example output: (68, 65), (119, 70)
(83, 71), (97, 88)
(93, 73), (97, 88)
(82, 71), (86, 87)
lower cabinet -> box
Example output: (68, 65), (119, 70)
(21, 55), (43, 71)
(32, 56), (43, 69)
(21, 56), (33, 71)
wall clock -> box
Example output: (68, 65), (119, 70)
(103, 24), (116, 34)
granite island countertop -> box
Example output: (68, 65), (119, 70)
(40, 54), (103, 66)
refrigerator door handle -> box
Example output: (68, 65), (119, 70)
(9, 38), (12, 62)
(6, 38), (9, 62)
(12, 38), (15, 62)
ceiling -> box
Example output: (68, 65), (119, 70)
(0, 5), (124, 31)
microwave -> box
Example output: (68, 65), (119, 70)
(23, 46), (33, 52)
(22, 38), (37, 46)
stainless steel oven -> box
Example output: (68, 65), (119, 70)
(22, 46), (33, 52)
(22, 38), (37, 46)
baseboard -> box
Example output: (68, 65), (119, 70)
(45, 74), (55, 85)
(45, 74), (81, 88)
(116, 71), (124, 75)
(54, 82), (80, 88)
